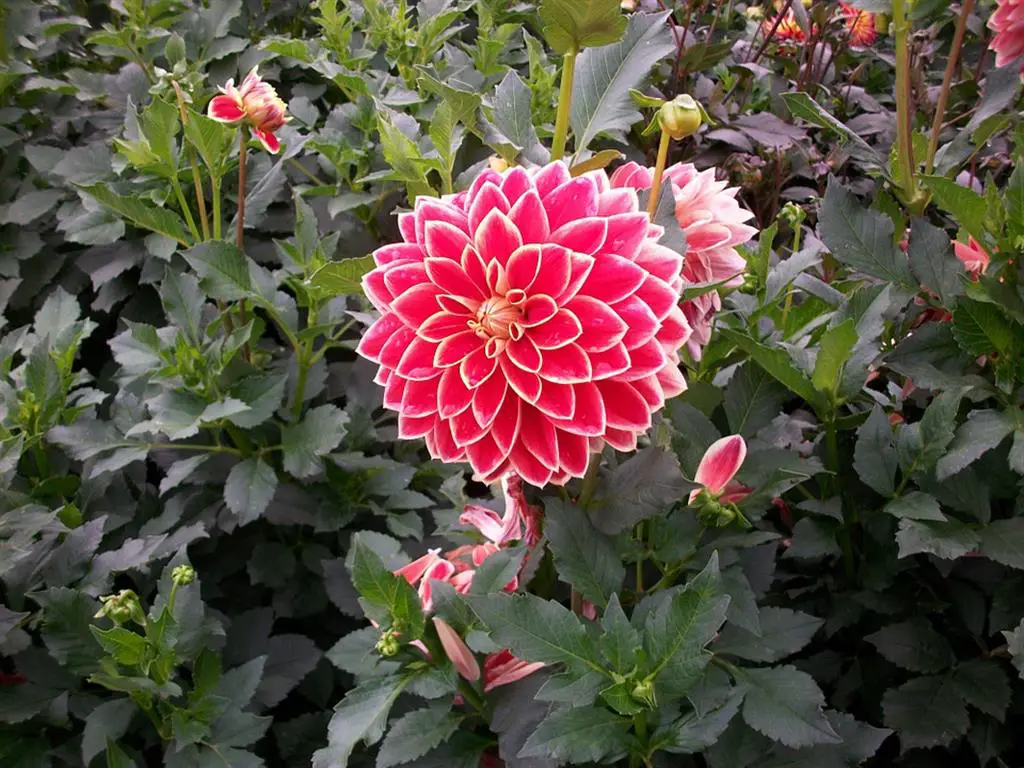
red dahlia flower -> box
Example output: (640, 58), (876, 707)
(989, 0), (1024, 76)
(839, 3), (876, 47)
(763, 10), (807, 44)
(207, 67), (290, 154)
(357, 162), (692, 486)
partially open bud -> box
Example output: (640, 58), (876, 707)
(631, 677), (657, 709)
(658, 95), (704, 140)
(433, 618), (481, 683)
(95, 590), (145, 625)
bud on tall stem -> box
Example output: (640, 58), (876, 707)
(648, 96), (704, 216)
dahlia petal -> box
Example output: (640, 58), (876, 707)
(599, 381), (652, 431)
(466, 433), (507, 477)
(631, 375), (665, 409)
(425, 257), (486, 299)
(384, 262), (429, 297)
(565, 382), (605, 437)
(659, 306), (693, 348)
(398, 412), (436, 439)
(556, 429), (590, 478)
(534, 380), (575, 420)
(395, 550), (443, 585)
(363, 270), (394, 312)
(434, 330), (484, 368)
(568, 296), (629, 352)
(694, 435), (747, 494)
(472, 372), (508, 427)
(415, 198), (470, 242)
(597, 188), (641, 216)
(528, 244), (577, 296)
(451, 407), (489, 447)
(520, 294), (558, 328)
(467, 170), (505, 206)
(555, 254), (597, 304)
(379, 327), (417, 369)
(375, 242), (424, 266)
(207, 94), (245, 123)
(475, 210), (523, 267)
(500, 356), (542, 403)
(357, 312), (404, 362)
(468, 182), (511, 233)
(506, 335), (543, 373)
(491, 395), (522, 455)
(550, 218), (609, 255)
(604, 428), (638, 452)
(613, 295), (660, 350)
(461, 246), (490, 295)
(461, 346), (498, 388)
(509, 441), (553, 486)
(533, 162), (572, 198)
(433, 618), (481, 683)
(519, 406), (559, 470)
(398, 212), (417, 243)
(397, 336), (443, 381)
(580, 253), (647, 304)
(609, 161), (651, 189)
(438, 367), (474, 419)
(437, 293), (480, 316)
(588, 342), (631, 380)
(424, 220), (473, 261)
(418, 311), (471, 342)
(530, 309), (584, 350)
(633, 275), (680, 321)
(500, 166), (533, 205)
(486, 260), (509, 296)
(253, 128), (280, 154)
(621, 339), (669, 380)
(400, 374), (442, 417)
(687, 222), (734, 252)
(538, 342), (592, 384)
(508, 190), (551, 244)
(383, 372), (407, 410)
(506, 245), (543, 290)
(391, 284), (443, 328)
(634, 241), (684, 282)
(603, 213), (651, 259)
(543, 176), (599, 231)
(430, 418), (463, 461)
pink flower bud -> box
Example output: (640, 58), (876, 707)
(207, 67), (290, 154)
(690, 435), (749, 503)
(432, 618), (480, 683)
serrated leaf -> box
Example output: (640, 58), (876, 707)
(935, 410), (1014, 481)
(882, 675), (969, 752)
(737, 665), (841, 748)
(853, 406), (898, 497)
(545, 499), (624, 608)
(812, 319), (858, 399)
(866, 617), (955, 673)
(658, 694), (742, 754)
(884, 492), (946, 522)
(896, 518), (980, 560)
(79, 184), (191, 246)
(818, 179), (914, 286)
(491, 69), (544, 161)
(592, 447), (689, 534)
(724, 363), (789, 438)
(1003, 618), (1024, 680)
(907, 216), (964, 307)
(159, 268), (206, 345)
(518, 706), (631, 763)
(224, 458), (278, 525)
(464, 592), (605, 675)
(281, 404), (349, 478)
(920, 176), (988, 245)
(310, 256), (376, 296)
(311, 676), (410, 768)
(376, 705), (462, 768)
(950, 659), (1011, 722)
(468, 547), (524, 596)
(539, 0), (627, 53)
(719, 329), (826, 414)
(782, 92), (888, 172)
(569, 11), (675, 153)
(979, 518), (1024, 569)
(348, 535), (425, 640)
(82, 698), (136, 765)
(181, 241), (265, 303)
(952, 298), (1019, 357)
(599, 594), (640, 673)
(715, 607), (823, 663)
(644, 554), (730, 698)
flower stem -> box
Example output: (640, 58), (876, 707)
(171, 174), (201, 243)
(893, 0), (923, 211)
(577, 452), (602, 509)
(173, 81), (210, 240)
(551, 48), (578, 160)
(647, 130), (672, 217)
(212, 176), (223, 241)
(236, 129), (251, 362)
(925, 0), (975, 176)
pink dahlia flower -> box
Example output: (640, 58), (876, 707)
(357, 162), (692, 486)
(989, 0), (1024, 76)
(689, 434), (750, 504)
(208, 67), (290, 154)
(610, 162), (757, 360)
(460, 474), (543, 547)
(953, 236), (991, 278)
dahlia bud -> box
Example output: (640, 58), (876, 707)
(744, 6), (764, 20)
(488, 155), (510, 174)
(95, 590), (145, 625)
(171, 564), (196, 586)
(376, 629), (400, 657)
(658, 95), (703, 140)
(779, 201), (806, 229)
(631, 677), (657, 708)
(164, 33), (186, 67)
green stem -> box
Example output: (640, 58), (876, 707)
(893, 0), (922, 211)
(647, 130), (672, 217)
(780, 225), (802, 326)
(925, 0), (975, 176)
(174, 81), (211, 240)
(212, 176), (223, 241)
(634, 521), (645, 594)
(826, 418), (856, 581)
(550, 48), (578, 160)
(236, 129), (252, 363)
(292, 353), (311, 421)
(171, 175), (201, 243)
(576, 452), (602, 509)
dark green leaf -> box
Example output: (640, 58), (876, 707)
(311, 676), (410, 768)
(540, 0), (628, 53)
(569, 11), (675, 153)
(159, 269), (206, 345)
(737, 665), (841, 748)
(724, 363), (789, 438)
(715, 607), (823, 663)
(950, 659), (1011, 722)
(79, 184), (190, 246)
(348, 535), (425, 640)
(782, 93), (888, 172)
(719, 329), (826, 414)
(599, 594), (640, 673)
(376, 704), (462, 768)
(882, 675), (969, 751)
(545, 499), (624, 608)
(853, 406), (898, 497)
(491, 70), (544, 161)
(896, 518), (980, 560)
(281, 405), (349, 478)
(658, 695), (742, 754)
(935, 410), (1014, 481)
(908, 217), (965, 306)
(979, 518), (1024, 569)
(82, 699), (137, 765)
(468, 547), (525, 596)
(181, 241), (266, 303)
(884, 492), (946, 522)
(1003, 618), (1024, 680)
(592, 447), (689, 534)
(518, 706), (631, 763)
(920, 176), (988, 245)
(866, 617), (955, 673)
(952, 298), (1019, 358)
(224, 458), (278, 525)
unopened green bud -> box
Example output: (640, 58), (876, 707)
(171, 564), (196, 586)
(631, 677), (657, 709)
(95, 589), (144, 625)
(375, 629), (400, 658)
(779, 202), (806, 228)
(658, 95), (704, 141)
(164, 34), (186, 67)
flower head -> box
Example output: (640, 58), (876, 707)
(207, 67), (290, 154)
(953, 236), (991, 278)
(689, 435), (749, 504)
(989, 0), (1024, 77)
(839, 3), (876, 47)
(357, 161), (692, 486)
(610, 161), (757, 360)
(763, 10), (807, 44)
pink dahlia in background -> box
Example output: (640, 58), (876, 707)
(989, 0), (1024, 76)
(208, 67), (290, 153)
(953, 236), (991, 278)
(610, 162), (757, 360)
(357, 161), (691, 486)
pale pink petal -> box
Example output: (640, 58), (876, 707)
(433, 618), (481, 682)
(694, 435), (747, 495)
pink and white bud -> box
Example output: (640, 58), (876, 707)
(483, 649), (545, 692)
(433, 618), (480, 683)
(207, 67), (290, 154)
(952, 236), (991, 278)
(689, 435), (749, 503)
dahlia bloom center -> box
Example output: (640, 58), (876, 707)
(472, 292), (525, 343)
